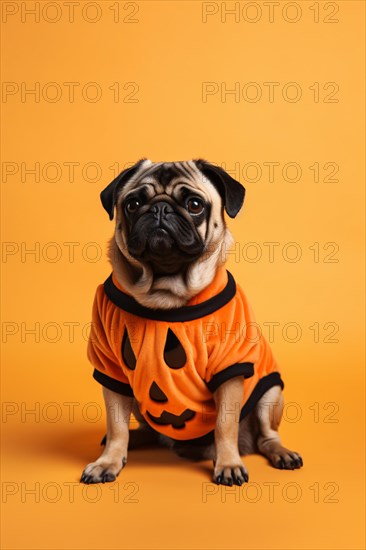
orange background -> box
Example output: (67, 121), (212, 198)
(1, 1), (365, 549)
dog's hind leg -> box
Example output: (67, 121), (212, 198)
(255, 385), (303, 470)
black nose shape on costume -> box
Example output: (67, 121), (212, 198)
(150, 202), (174, 220)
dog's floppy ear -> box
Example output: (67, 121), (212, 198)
(100, 159), (146, 220)
(194, 159), (245, 218)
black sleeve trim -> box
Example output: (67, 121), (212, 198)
(206, 362), (254, 393)
(239, 372), (284, 421)
(93, 369), (134, 397)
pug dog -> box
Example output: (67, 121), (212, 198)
(81, 159), (303, 486)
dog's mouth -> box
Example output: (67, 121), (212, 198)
(147, 228), (174, 254)
(145, 228), (185, 275)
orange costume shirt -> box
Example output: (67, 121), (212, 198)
(87, 267), (284, 442)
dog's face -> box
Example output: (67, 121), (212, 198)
(100, 159), (245, 307)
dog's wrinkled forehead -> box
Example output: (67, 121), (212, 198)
(100, 158), (245, 220)
(120, 160), (212, 198)
(137, 160), (191, 186)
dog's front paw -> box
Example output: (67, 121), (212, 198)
(80, 457), (127, 484)
(269, 446), (303, 470)
(213, 459), (249, 486)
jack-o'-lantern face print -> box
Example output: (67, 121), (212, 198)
(121, 326), (196, 430)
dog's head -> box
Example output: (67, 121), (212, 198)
(100, 159), (245, 307)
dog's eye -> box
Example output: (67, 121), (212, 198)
(187, 198), (204, 215)
(125, 198), (141, 213)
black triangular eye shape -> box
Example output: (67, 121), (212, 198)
(149, 382), (168, 402)
(163, 329), (187, 369)
(121, 328), (137, 370)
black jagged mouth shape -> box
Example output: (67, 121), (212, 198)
(146, 409), (196, 429)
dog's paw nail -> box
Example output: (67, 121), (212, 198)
(215, 474), (222, 485)
(101, 471), (116, 483)
(239, 467), (248, 482)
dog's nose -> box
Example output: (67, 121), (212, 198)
(150, 202), (174, 220)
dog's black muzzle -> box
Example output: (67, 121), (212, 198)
(126, 201), (204, 274)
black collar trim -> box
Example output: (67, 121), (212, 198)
(103, 271), (236, 322)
